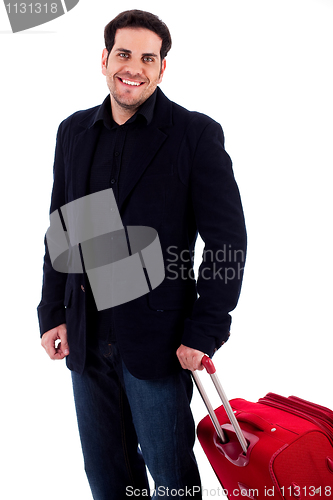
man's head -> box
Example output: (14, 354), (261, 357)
(101, 11), (172, 120)
(104, 10), (172, 67)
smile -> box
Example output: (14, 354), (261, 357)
(119, 78), (144, 87)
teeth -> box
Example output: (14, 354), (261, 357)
(122, 79), (141, 86)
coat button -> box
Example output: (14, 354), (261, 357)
(81, 285), (85, 292)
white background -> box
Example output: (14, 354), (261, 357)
(0, 0), (332, 498)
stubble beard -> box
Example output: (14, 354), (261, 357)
(107, 75), (151, 112)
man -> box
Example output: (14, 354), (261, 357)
(38, 10), (246, 500)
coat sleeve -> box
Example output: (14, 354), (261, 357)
(37, 121), (68, 336)
(181, 120), (247, 357)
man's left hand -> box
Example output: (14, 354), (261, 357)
(176, 344), (205, 372)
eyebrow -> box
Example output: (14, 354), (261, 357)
(115, 48), (158, 58)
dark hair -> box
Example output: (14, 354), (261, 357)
(104, 10), (172, 61)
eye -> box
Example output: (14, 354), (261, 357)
(119, 53), (129, 58)
(143, 56), (154, 62)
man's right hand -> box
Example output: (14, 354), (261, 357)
(41, 323), (69, 360)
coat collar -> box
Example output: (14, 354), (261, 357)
(71, 87), (172, 210)
(92, 88), (158, 128)
(78, 87), (172, 129)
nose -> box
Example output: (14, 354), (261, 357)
(122, 57), (144, 78)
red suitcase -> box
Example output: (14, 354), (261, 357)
(194, 356), (333, 499)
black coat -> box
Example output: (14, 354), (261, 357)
(37, 88), (247, 379)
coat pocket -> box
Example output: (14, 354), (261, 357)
(148, 285), (196, 311)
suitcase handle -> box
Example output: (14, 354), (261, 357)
(236, 412), (277, 434)
(192, 355), (248, 454)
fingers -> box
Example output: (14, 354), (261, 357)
(58, 326), (70, 357)
(41, 324), (69, 360)
(176, 344), (205, 372)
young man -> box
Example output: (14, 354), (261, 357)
(38, 10), (246, 500)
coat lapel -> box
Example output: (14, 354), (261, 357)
(118, 88), (173, 211)
(70, 120), (102, 201)
(118, 125), (167, 211)
(70, 88), (173, 208)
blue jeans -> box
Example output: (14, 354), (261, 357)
(71, 332), (202, 500)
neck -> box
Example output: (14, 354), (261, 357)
(110, 96), (138, 125)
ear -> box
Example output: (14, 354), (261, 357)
(101, 48), (109, 76)
(158, 59), (167, 84)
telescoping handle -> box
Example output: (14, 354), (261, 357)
(192, 355), (248, 454)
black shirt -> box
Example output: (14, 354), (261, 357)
(88, 89), (157, 204)
(85, 89), (157, 341)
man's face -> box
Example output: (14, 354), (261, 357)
(102, 27), (166, 112)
